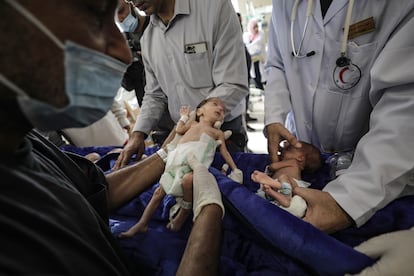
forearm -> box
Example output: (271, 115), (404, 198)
(220, 146), (237, 171)
(270, 160), (301, 180)
(176, 204), (222, 276)
(175, 115), (191, 135)
(175, 121), (186, 135)
(106, 153), (165, 211)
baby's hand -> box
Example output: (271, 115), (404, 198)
(180, 105), (191, 117)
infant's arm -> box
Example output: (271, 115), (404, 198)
(217, 131), (237, 171)
(176, 106), (192, 135)
(269, 159), (302, 180)
(268, 159), (300, 171)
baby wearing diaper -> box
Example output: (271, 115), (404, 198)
(119, 98), (243, 238)
(252, 141), (322, 218)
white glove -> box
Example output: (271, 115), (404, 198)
(228, 168), (243, 184)
(351, 227), (414, 276)
(186, 154), (224, 221)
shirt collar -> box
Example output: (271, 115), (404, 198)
(149, 0), (190, 28)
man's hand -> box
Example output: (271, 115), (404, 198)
(351, 227), (414, 276)
(294, 187), (353, 233)
(113, 131), (146, 170)
(266, 123), (301, 164)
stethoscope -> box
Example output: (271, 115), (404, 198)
(290, 0), (361, 90)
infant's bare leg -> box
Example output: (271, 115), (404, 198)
(263, 174), (296, 208)
(251, 170), (281, 189)
(278, 174), (299, 189)
(263, 183), (292, 207)
(119, 186), (166, 238)
(167, 173), (193, 232)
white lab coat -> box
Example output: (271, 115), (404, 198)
(265, 0), (414, 226)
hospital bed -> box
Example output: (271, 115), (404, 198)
(61, 145), (414, 275)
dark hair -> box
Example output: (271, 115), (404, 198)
(195, 99), (210, 122)
(302, 142), (323, 173)
(195, 97), (224, 122)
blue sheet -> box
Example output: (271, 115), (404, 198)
(62, 146), (414, 275)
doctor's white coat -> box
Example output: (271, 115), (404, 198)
(265, 0), (414, 226)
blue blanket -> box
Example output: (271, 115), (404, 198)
(61, 146), (414, 275)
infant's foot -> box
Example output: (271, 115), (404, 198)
(251, 170), (274, 185)
(251, 170), (264, 182)
(118, 223), (148, 238)
(263, 185), (292, 208)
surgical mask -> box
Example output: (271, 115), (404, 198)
(116, 12), (138, 33)
(2, 0), (127, 131)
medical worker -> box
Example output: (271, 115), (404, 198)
(265, 0), (414, 235)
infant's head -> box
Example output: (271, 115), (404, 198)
(279, 141), (322, 173)
(195, 97), (226, 125)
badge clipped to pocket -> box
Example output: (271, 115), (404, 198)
(184, 42), (207, 54)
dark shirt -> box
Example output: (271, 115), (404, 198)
(0, 130), (131, 275)
(320, 0), (333, 18)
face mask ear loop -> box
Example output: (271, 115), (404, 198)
(4, 0), (65, 50)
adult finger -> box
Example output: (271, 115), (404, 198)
(266, 123), (283, 163)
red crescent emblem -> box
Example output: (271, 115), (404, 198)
(339, 66), (349, 83)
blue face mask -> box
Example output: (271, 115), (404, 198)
(1, 0), (127, 131)
(116, 12), (138, 33)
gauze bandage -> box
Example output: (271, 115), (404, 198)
(228, 168), (243, 184)
(223, 130), (232, 140)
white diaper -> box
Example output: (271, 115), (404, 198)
(160, 133), (217, 197)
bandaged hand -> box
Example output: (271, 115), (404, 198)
(179, 105), (191, 123)
(223, 130), (232, 140)
(351, 227), (414, 276)
(228, 168), (243, 184)
(214, 120), (223, 129)
(169, 110), (197, 150)
(186, 154), (224, 220)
